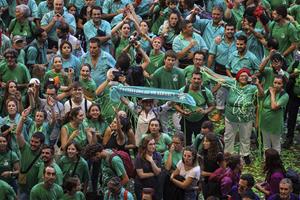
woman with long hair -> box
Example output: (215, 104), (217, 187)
(255, 148), (285, 198)
(60, 107), (96, 150)
(144, 118), (172, 155)
(200, 132), (223, 199)
(78, 64), (97, 101)
(58, 142), (89, 194)
(0, 80), (24, 116)
(170, 146), (201, 200)
(0, 136), (20, 193)
(134, 135), (162, 200)
(158, 10), (182, 50)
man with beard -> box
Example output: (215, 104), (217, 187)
(229, 174), (260, 200)
(80, 37), (116, 85)
(188, 5), (225, 49)
(175, 71), (215, 145)
(183, 51), (208, 84)
(268, 5), (299, 64)
(207, 23), (236, 121)
(226, 35), (260, 78)
(0, 48), (31, 90)
(236, 15), (265, 61)
(83, 6), (112, 53)
(30, 166), (64, 200)
(172, 20), (208, 68)
(16, 106), (45, 200)
(37, 145), (63, 185)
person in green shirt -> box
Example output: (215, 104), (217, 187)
(269, 5), (300, 64)
(260, 75), (289, 154)
(57, 142), (90, 193)
(37, 145), (63, 186)
(44, 55), (71, 93)
(163, 133), (184, 171)
(0, 179), (16, 200)
(145, 37), (165, 86)
(0, 136), (19, 193)
(16, 107), (45, 200)
(0, 48), (31, 90)
(183, 51), (207, 85)
(30, 165), (64, 200)
(142, 118), (172, 154)
(83, 143), (129, 191)
(79, 63), (97, 101)
(62, 176), (86, 200)
(151, 50), (185, 133)
(258, 50), (289, 90)
(175, 71), (215, 145)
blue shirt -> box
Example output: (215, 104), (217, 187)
(26, 39), (48, 65)
(37, 1), (53, 19)
(81, 51), (116, 85)
(236, 30), (265, 61)
(102, 0), (131, 14)
(135, 0), (152, 17)
(69, 0), (85, 11)
(41, 10), (76, 41)
(226, 50), (260, 74)
(193, 17), (224, 49)
(139, 33), (156, 54)
(83, 19), (112, 53)
(104, 188), (134, 200)
(172, 32), (208, 56)
(209, 37), (236, 66)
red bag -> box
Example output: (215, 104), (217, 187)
(109, 150), (136, 178)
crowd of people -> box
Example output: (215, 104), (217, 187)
(0, 0), (300, 199)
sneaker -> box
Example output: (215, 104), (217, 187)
(243, 155), (251, 165)
(282, 139), (293, 149)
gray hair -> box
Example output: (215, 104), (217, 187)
(280, 178), (293, 189)
(16, 4), (31, 18)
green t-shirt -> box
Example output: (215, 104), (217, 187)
(37, 162), (63, 186)
(102, 150), (126, 191)
(261, 67), (289, 90)
(260, 90), (289, 134)
(225, 81), (257, 122)
(162, 150), (182, 170)
(0, 150), (19, 183)
(183, 65), (210, 86)
(19, 143), (41, 193)
(180, 86), (215, 122)
(61, 191), (86, 200)
(269, 21), (300, 63)
(44, 70), (69, 87)
(8, 19), (37, 39)
(30, 182), (64, 200)
(147, 50), (165, 75)
(289, 5), (300, 25)
(142, 133), (172, 153)
(0, 180), (16, 200)
(82, 118), (108, 136)
(62, 123), (87, 149)
(265, 0), (287, 10)
(57, 156), (90, 184)
(0, 62), (31, 84)
(151, 66), (185, 90)
(79, 77), (97, 101)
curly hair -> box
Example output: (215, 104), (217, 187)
(82, 143), (104, 160)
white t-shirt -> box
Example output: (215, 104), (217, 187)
(64, 98), (92, 116)
(176, 160), (201, 190)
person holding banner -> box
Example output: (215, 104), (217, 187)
(175, 71), (215, 145)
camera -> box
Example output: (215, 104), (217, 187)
(129, 32), (139, 45)
(112, 70), (124, 82)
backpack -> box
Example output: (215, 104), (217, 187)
(109, 150), (136, 178)
(108, 189), (128, 200)
(183, 84), (209, 104)
(69, 98), (88, 114)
